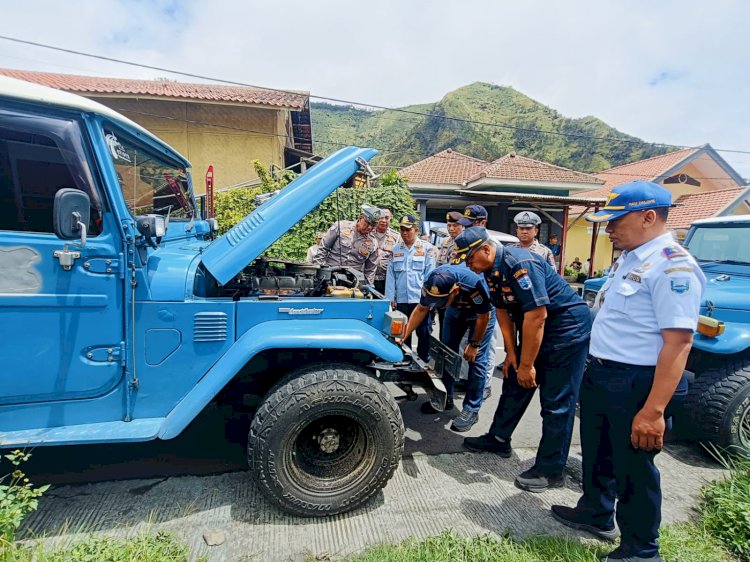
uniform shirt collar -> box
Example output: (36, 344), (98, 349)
(628, 231), (674, 262)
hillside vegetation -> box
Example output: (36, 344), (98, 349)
(311, 82), (670, 172)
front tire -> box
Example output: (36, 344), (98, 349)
(685, 357), (750, 452)
(248, 364), (404, 516)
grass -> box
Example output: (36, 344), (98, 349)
(346, 526), (736, 562)
(699, 450), (750, 561)
(0, 530), (205, 562)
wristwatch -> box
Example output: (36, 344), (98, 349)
(468, 340), (480, 348)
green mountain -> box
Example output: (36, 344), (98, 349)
(310, 82), (670, 173)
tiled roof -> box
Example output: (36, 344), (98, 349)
(580, 147), (701, 200)
(667, 187), (748, 229)
(465, 153), (602, 185)
(399, 149), (489, 185)
(0, 68), (308, 110)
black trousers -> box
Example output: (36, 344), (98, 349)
(489, 339), (589, 476)
(575, 357), (662, 559)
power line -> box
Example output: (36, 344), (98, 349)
(114, 107), (744, 186)
(2, 34), (749, 156)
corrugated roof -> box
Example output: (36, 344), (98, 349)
(0, 68), (308, 110)
(465, 153), (602, 185)
(667, 187), (749, 229)
(399, 148), (489, 185)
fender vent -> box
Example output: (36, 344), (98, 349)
(194, 312), (228, 342)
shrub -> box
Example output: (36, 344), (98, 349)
(0, 450), (49, 547)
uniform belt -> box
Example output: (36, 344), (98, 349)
(589, 355), (654, 370)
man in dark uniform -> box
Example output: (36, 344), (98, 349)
(398, 265), (495, 432)
(453, 226), (592, 492)
(550, 182), (705, 562)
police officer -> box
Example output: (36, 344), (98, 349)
(399, 265), (496, 432)
(551, 182), (705, 562)
(315, 205), (382, 285)
(510, 211), (556, 267)
(385, 215), (436, 361)
(372, 208), (400, 294)
(437, 211), (465, 266)
(454, 226), (592, 492)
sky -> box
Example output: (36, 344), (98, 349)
(1, 0), (749, 179)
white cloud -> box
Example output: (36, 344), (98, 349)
(1, 0), (748, 177)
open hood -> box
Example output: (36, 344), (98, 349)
(201, 146), (377, 285)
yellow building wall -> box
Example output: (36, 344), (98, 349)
(565, 219), (614, 274)
(89, 97), (289, 194)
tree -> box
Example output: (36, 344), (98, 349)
(215, 163), (415, 260)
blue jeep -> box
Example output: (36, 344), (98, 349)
(583, 216), (750, 450)
(0, 76), (446, 516)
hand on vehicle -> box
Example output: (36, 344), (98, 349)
(516, 364), (537, 388)
(630, 408), (665, 451)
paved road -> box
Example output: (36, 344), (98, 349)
(20, 365), (724, 562)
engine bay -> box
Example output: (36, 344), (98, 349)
(219, 258), (373, 300)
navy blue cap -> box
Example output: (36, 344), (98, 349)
(420, 268), (458, 308)
(451, 226), (492, 264)
(457, 205), (488, 226)
(399, 214), (418, 228)
(586, 181), (672, 223)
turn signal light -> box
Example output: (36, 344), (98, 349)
(697, 315), (725, 338)
(385, 310), (407, 338)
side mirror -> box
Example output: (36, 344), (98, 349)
(53, 188), (90, 247)
(136, 214), (167, 249)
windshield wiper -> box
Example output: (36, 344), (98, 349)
(699, 259), (750, 266)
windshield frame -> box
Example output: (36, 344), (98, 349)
(101, 123), (195, 221)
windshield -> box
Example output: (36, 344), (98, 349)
(103, 128), (195, 219)
(685, 225), (750, 264)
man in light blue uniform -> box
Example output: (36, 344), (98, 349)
(551, 181), (706, 562)
(385, 214), (436, 361)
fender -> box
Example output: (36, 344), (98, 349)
(692, 320), (750, 355)
(158, 319), (403, 439)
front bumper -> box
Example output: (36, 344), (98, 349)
(369, 336), (462, 411)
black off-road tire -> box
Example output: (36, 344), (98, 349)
(685, 357), (750, 451)
(247, 364), (404, 517)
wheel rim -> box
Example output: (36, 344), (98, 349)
(740, 402), (750, 449)
(288, 414), (375, 494)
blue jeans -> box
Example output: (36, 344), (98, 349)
(575, 357), (664, 558)
(489, 338), (589, 476)
(441, 306), (495, 412)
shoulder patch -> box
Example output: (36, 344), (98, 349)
(516, 274), (533, 290)
(470, 291), (484, 305)
(513, 268), (528, 279)
(670, 278), (691, 294)
(663, 246), (687, 260)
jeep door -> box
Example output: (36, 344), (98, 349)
(0, 104), (125, 405)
